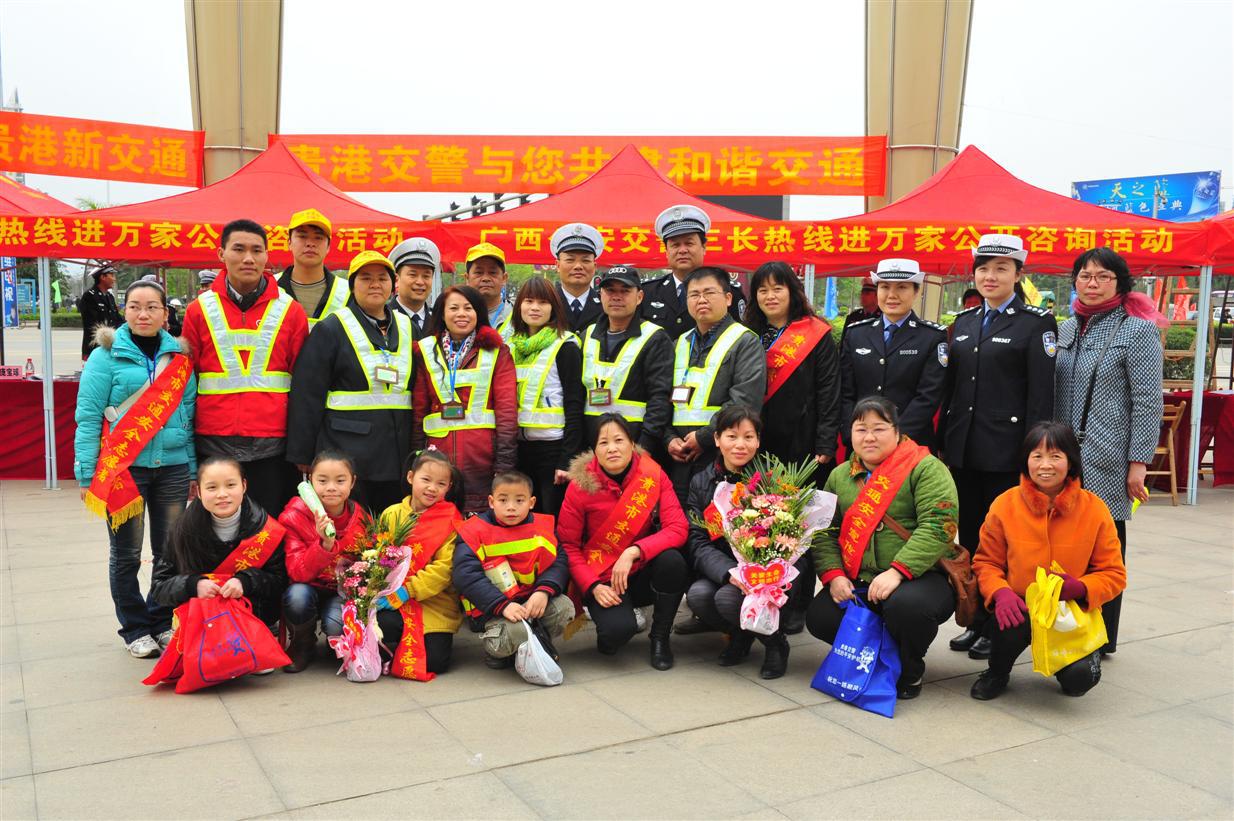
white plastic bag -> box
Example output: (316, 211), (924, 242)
(514, 620), (563, 686)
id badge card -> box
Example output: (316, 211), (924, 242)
(441, 401), (466, 420)
(374, 365), (400, 385)
(589, 387), (612, 406)
(671, 385), (693, 404)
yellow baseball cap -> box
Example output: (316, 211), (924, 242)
(348, 250), (395, 278)
(289, 208), (332, 236)
(465, 241), (506, 269)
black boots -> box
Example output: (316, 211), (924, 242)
(649, 591), (681, 671)
(282, 619), (317, 673)
(970, 670), (1010, 700)
(949, 627), (980, 651)
(759, 634), (790, 680)
(718, 632), (755, 666)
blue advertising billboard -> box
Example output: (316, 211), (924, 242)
(1, 258), (17, 328)
(1071, 170), (1221, 222)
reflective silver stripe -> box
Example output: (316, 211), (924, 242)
(197, 290), (294, 395)
(671, 322), (753, 426)
(307, 275), (351, 328)
(418, 337), (498, 435)
(516, 335), (575, 429)
(495, 311), (514, 342)
(582, 321), (661, 421)
(325, 309), (414, 411)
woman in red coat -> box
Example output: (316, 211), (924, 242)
(412, 286), (518, 513)
(559, 414), (689, 670)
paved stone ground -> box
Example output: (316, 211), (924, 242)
(1, 479), (1230, 820)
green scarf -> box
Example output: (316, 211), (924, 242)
(509, 327), (560, 365)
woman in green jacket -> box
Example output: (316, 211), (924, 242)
(807, 396), (959, 699)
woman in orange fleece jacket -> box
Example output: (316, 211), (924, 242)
(971, 422), (1126, 701)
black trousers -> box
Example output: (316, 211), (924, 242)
(951, 466), (1019, 636)
(374, 610), (453, 674)
(586, 550), (688, 650)
(518, 439), (567, 516)
(351, 479), (405, 519)
(806, 572), (954, 684)
(242, 455), (299, 519)
(1102, 519), (1128, 652)
(987, 617), (1102, 695)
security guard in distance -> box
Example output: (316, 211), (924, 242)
(839, 258), (948, 450)
(550, 222), (605, 333)
(642, 204), (743, 338)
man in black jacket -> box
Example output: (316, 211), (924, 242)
(551, 223), (604, 333)
(642, 204), (744, 338)
(386, 236), (438, 336)
(286, 251), (414, 514)
(78, 264), (121, 360)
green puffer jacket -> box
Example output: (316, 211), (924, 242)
(812, 448), (959, 583)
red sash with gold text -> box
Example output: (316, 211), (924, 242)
(582, 455), (662, 578)
(390, 501), (462, 682)
(764, 317), (829, 401)
(202, 516), (286, 583)
(838, 438), (929, 578)
(84, 354), (193, 528)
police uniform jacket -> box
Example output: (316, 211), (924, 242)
(669, 315), (767, 451)
(78, 284), (121, 359)
(387, 297), (429, 340)
(285, 302), (414, 484)
(939, 297), (1057, 473)
(641, 272), (745, 339)
(581, 315), (675, 452)
(557, 284), (603, 334)
(840, 312), (948, 449)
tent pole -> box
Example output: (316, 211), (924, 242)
(37, 257), (59, 490)
(1186, 265), (1212, 505)
(803, 264), (815, 307)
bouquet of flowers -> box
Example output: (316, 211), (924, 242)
(702, 455), (836, 635)
(328, 514), (416, 682)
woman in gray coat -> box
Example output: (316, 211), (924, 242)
(1055, 247), (1164, 654)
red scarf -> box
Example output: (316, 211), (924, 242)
(838, 438), (929, 578)
(764, 316), (830, 401)
(84, 354), (193, 528)
(389, 501), (462, 682)
(1072, 292), (1168, 330)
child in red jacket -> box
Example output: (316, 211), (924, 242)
(278, 450), (371, 672)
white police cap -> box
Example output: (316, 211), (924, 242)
(972, 234), (1028, 263)
(388, 237), (441, 274)
(870, 258), (924, 284)
(550, 223), (604, 259)
(654, 204), (711, 241)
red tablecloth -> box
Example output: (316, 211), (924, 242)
(0, 379), (77, 480)
(1160, 390), (1234, 491)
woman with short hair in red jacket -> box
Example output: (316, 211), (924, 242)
(411, 286), (518, 514)
(558, 414), (689, 670)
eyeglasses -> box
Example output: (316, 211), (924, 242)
(687, 289), (725, 302)
(125, 304), (165, 314)
(1076, 272), (1116, 284)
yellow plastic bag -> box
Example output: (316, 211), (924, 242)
(1026, 562), (1107, 677)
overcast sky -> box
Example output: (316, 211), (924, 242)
(1, 0), (1230, 223)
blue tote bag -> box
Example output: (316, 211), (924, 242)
(810, 595), (902, 718)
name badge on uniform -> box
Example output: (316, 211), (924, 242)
(589, 387), (612, 406)
(374, 365), (400, 385)
(441, 402), (466, 420)
(672, 385), (694, 404)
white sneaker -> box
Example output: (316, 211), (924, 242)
(634, 607), (648, 633)
(126, 635), (161, 658)
(155, 629), (174, 649)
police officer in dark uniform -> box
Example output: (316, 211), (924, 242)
(642, 204), (743, 338)
(551, 223), (604, 333)
(840, 277), (880, 346)
(78, 264), (122, 360)
(840, 259), (948, 450)
(939, 235), (1057, 658)
(387, 236), (440, 339)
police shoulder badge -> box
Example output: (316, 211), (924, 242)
(937, 342), (949, 367)
(1042, 331), (1057, 358)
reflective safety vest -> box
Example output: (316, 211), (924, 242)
(196, 290), (295, 395)
(325, 309), (414, 411)
(457, 514), (559, 617)
(492, 303), (515, 342)
(283, 274), (350, 329)
(515, 335), (577, 429)
(418, 336), (499, 436)
(671, 322), (755, 427)
(582, 321), (664, 421)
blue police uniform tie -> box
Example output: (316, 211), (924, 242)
(883, 321), (898, 349)
(982, 308), (999, 337)
(570, 299), (582, 324)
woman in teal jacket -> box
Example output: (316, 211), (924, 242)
(75, 279), (197, 659)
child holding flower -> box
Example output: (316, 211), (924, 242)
(277, 450), (371, 672)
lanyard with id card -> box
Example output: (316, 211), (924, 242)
(442, 339), (467, 420)
(589, 377), (612, 407)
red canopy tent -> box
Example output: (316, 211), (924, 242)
(0, 143), (434, 267)
(437, 144), (786, 268)
(1205, 209), (1234, 271)
(0, 175), (76, 215)
(802, 146), (1210, 274)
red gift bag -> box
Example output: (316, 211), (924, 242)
(143, 597), (289, 693)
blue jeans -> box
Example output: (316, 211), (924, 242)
(107, 463), (189, 643)
(283, 583), (343, 628)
